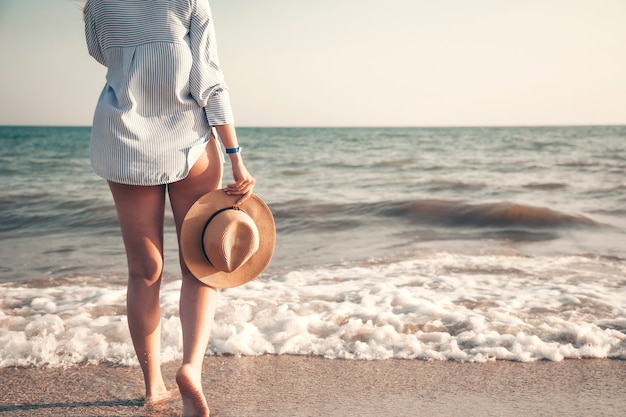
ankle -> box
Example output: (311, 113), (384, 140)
(177, 363), (199, 377)
(146, 381), (168, 400)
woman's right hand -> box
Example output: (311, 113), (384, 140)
(225, 157), (255, 205)
(213, 124), (255, 204)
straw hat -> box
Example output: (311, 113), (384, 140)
(180, 190), (276, 288)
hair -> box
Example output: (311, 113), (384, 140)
(78, 0), (88, 16)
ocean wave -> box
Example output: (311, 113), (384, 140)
(280, 168), (311, 176)
(1, 252), (624, 367)
(423, 179), (486, 192)
(0, 195), (118, 235)
(15, 194), (595, 240)
(372, 158), (416, 168)
(272, 198), (598, 235)
(523, 182), (568, 190)
(389, 199), (597, 228)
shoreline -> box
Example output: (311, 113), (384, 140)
(1, 356), (625, 416)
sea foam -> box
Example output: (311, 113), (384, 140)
(1, 251), (624, 367)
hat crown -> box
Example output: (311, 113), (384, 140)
(202, 208), (260, 273)
(181, 191), (275, 288)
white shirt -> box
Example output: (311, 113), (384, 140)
(84, 0), (234, 185)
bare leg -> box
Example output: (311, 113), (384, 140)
(168, 138), (223, 417)
(108, 181), (168, 402)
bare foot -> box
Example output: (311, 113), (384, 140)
(145, 389), (176, 406)
(176, 364), (210, 417)
(144, 389), (178, 415)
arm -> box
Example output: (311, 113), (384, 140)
(189, 3), (254, 202)
(214, 124), (256, 205)
(83, 2), (106, 66)
(189, 0), (234, 126)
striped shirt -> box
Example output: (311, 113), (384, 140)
(84, 0), (234, 185)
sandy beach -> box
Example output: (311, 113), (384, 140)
(1, 356), (624, 417)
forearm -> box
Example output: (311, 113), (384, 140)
(214, 124), (242, 164)
(214, 124), (255, 202)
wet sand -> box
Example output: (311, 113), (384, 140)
(1, 356), (625, 417)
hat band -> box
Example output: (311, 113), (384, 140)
(200, 206), (247, 265)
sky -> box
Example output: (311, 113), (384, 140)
(0, 0), (624, 127)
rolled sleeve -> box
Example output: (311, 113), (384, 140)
(205, 88), (234, 125)
(189, 0), (235, 125)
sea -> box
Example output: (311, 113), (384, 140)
(0, 125), (625, 367)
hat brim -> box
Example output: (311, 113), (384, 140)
(180, 190), (276, 288)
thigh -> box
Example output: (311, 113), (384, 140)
(168, 138), (223, 272)
(108, 181), (167, 279)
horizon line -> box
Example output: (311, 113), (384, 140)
(1, 123), (625, 129)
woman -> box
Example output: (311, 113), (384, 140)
(83, 1), (254, 415)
